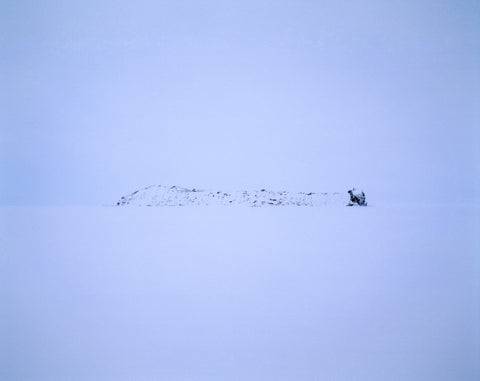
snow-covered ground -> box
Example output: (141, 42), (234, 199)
(1, 204), (479, 381)
(117, 185), (353, 207)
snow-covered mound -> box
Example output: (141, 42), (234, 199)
(117, 185), (363, 207)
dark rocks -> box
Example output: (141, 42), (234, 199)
(347, 189), (367, 206)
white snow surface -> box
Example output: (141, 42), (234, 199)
(1, 204), (479, 381)
(117, 185), (352, 207)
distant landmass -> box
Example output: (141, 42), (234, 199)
(117, 185), (367, 207)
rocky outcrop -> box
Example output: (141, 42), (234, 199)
(117, 185), (367, 207)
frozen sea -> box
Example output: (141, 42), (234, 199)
(1, 204), (479, 381)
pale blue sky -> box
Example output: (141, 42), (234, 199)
(1, 0), (479, 205)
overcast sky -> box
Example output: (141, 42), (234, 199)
(1, 0), (479, 205)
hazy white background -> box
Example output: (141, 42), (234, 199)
(1, 2), (479, 381)
(1, 0), (479, 205)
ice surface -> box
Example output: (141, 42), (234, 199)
(1, 205), (479, 381)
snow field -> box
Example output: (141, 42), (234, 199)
(0, 205), (478, 381)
